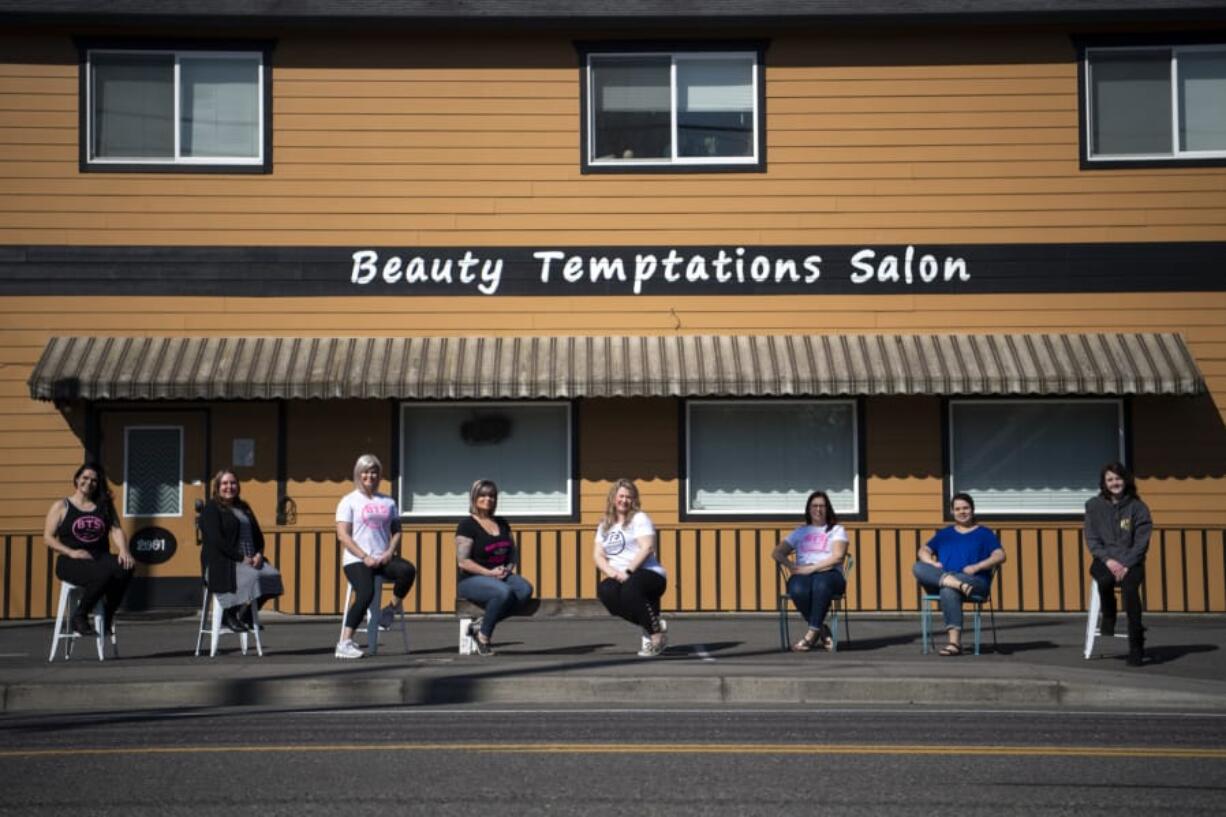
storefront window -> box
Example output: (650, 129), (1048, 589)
(686, 400), (859, 516)
(949, 400), (1124, 515)
(400, 402), (572, 517)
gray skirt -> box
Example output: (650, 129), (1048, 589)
(214, 561), (284, 608)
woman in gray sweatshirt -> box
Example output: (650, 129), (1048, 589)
(1084, 462), (1152, 666)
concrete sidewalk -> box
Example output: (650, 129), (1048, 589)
(2, 612), (1224, 713)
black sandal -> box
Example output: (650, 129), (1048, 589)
(792, 629), (821, 652)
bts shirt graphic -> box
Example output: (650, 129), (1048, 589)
(783, 524), (848, 567)
(336, 490), (399, 566)
(72, 514), (105, 544)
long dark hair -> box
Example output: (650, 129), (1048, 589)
(1098, 462), (1138, 500)
(802, 490), (838, 531)
(74, 461), (117, 526)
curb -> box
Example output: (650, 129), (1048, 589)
(5, 675), (1225, 713)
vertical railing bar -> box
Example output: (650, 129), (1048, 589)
(714, 529), (723, 613)
(573, 529), (582, 602)
(44, 538), (54, 619)
(1202, 528), (1212, 614)
(1057, 528), (1067, 612)
(293, 532), (302, 616)
(1180, 528), (1189, 614)
(3, 535), (11, 619)
(428, 530), (437, 614)
(753, 528), (762, 613)
(873, 528), (882, 612)
(554, 529), (562, 599)
(1159, 529), (1168, 613)
(1036, 528), (1046, 612)
(1077, 527), (1086, 610)
(23, 533), (33, 619)
(893, 530), (902, 611)
(1013, 530), (1025, 612)
(313, 531), (322, 614)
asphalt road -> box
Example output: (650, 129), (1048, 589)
(1, 706), (1224, 816)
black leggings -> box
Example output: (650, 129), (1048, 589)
(1090, 557), (1146, 647)
(597, 569), (667, 633)
(55, 552), (133, 620)
(343, 558), (417, 629)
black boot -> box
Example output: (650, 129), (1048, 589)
(222, 606), (249, 632)
(70, 610), (96, 636)
(1126, 648), (1145, 667)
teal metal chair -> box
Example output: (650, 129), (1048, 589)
(919, 565), (998, 656)
(778, 555), (854, 652)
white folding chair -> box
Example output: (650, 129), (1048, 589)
(48, 580), (115, 662)
(195, 584), (263, 658)
(339, 575), (409, 656)
(1083, 581), (1127, 659)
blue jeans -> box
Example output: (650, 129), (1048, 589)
(457, 573), (534, 638)
(786, 569), (846, 631)
(912, 562), (991, 632)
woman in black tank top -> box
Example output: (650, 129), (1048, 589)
(43, 463), (134, 636)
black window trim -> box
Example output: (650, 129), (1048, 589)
(576, 39), (768, 175)
(76, 37), (275, 175)
(1074, 31), (1226, 170)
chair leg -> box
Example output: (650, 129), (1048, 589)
(92, 605), (106, 661)
(988, 598), (998, 654)
(840, 602), (851, 650)
(459, 616), (474, 655)
(920, 597), (931, 655)
(339, 584), (353, 645)
(49, 579), (71, 662)
(778, 595), (791, 652)
(1083, 581), (1101, 659)
(250, 605), (263, 657)
(398, 605), (410, 655)
(210, 594), (224, 658)
(194, 590), (209, 657)
(366, 577), (382, 656)
(972, 605), (982, 656)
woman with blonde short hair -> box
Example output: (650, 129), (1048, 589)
(334, 454), (416, 659)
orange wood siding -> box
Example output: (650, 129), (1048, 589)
(2, 28), (1226, 245)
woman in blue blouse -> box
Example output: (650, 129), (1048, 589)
(912, 493), (1006, 655)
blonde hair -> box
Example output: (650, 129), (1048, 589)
(599, 478), (641, 534)
(352, 454), (383, 493)
(468, 479), (498, 516)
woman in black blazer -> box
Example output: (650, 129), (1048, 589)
(199, 470), (284, 632)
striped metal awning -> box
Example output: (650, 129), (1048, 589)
(27, 333), (1205, 401)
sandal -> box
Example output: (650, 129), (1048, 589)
(792, 629), (821, 652)
(939, 643), (963, 656)
(819, 624), (834, 652)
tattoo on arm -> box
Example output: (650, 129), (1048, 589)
(456, 535), (473, 563)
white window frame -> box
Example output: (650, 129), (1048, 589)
(1084, 43), (1226, 163)
(398, 401), (574, 519)
(947, 398), (1125, 516)
(585, 50), (761, 168)
(684, 399), (861, 517)
(85, 47), (266, 166)
(122, 425), (184, 518)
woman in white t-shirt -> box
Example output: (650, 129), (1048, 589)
(333, 454), (417, 659)
(593, 479), (668, 657)
(772, 490), (849, 652)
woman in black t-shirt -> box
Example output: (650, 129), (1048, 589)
(455, 479), (534, 656)
(43, 463), (134, 636)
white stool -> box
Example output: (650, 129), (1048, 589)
(1083, 581), (1127, 659)
(458, 615), (481, 656)
(339, 575), (409, 656)
(48, 580), (115, 662)
(195, 587), (263, 658)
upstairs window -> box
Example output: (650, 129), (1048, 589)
(582, 47), (763, 172)
(1084, 44), (1226, 164)
(83, 45), (269, 171)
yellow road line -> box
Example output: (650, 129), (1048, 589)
(2, 743), (1225, 760)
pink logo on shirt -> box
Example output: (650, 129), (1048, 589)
(360, 502), (391, 527)
(796, 528), (832, 562)
(72, 515), (105, 544)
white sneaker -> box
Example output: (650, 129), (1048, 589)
(334, 639), (364, 659)
(641, 618), (668, 652)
